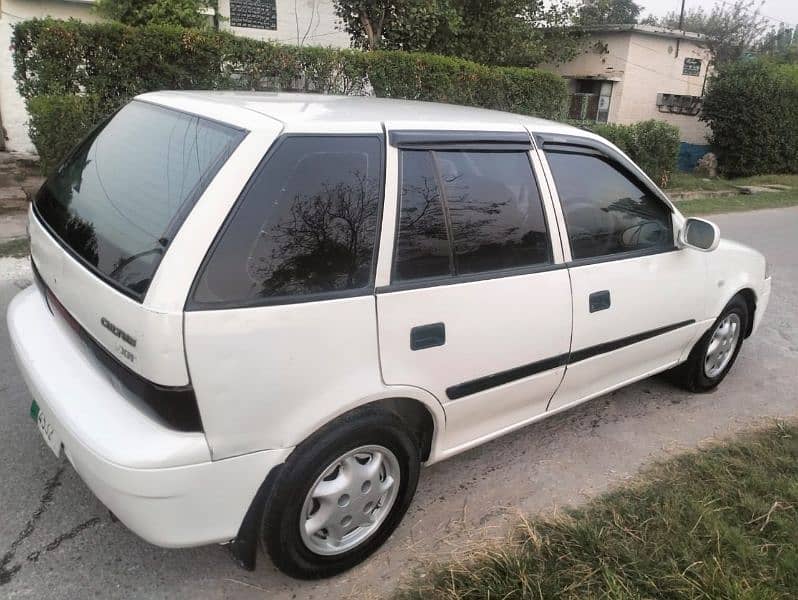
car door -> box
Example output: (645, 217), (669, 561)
(537, 136), (707, 413)
(376, 131), (572, 456)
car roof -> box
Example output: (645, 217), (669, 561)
(138, 91), (588, 137)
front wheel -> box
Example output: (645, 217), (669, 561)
(261, 409), (420, 579)
(669, 296), (749, 392)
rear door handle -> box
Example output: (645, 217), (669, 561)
(589, 290), (611, 313)
(410, 322), (446, 351)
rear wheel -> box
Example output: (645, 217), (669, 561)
(261, 409), (420, 579)
(669, 296), (749, 392)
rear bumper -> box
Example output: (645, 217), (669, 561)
(8, 286), (291, 547)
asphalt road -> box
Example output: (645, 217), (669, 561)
(1, 207), (796, 600)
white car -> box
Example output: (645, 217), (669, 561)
(8, 92), (771, 579)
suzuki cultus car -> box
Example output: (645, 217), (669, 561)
(8, 92), (771, 578)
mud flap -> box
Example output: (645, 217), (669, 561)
(228, 463), (285, 571)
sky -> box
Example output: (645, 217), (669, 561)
(636, 0), (798, 28)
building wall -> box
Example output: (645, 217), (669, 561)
(543, 30), (712, 145)
(0, 0), (99, 153)
(546, 32), (629, 124)
(0, 0), (348, 154)
(218, 0), (349, 48)
(615, 34), (710, 144)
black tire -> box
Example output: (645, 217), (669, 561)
(669, 296), (749, 393)
(261, 408), (420, 579)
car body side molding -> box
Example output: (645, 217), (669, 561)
(445, 319), (697, 401)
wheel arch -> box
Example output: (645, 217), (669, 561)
(735, 287), (757, 338)
(228, 389), (443, 571)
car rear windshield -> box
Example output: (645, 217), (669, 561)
(35, 100), (246, 299)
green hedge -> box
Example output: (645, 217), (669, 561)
(13, 18), (567, 170)
(589, 120), (681, 187)
(702, 60), (798, 177)
(27, 95), (104, 173)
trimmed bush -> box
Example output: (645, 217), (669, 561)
(27, 95), (104, 173)
(12, 18), (567, 170)
(702, 60), (798, 177)
(590, 120), (681, 187)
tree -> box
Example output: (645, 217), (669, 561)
(333, 0), (459, 51)
(94, 0), (217, 28)
(646, 0), (770, 65)
(333, 0), (584, 66)
(577, 0), (642, 25)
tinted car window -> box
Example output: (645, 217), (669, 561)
(393, 151), (451, 282)
(545, 152), (673, 260)
(35, 100), (244, 298)
(436, 151), (550, 274)
(192, 136), (382, 306)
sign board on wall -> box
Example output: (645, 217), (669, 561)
(683, 58), (702, 76)
(230, 0), (277, 29)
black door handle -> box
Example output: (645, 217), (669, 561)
(410, 322), (446, 350)
(589, 290), (611, 313)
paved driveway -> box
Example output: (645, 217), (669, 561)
(1, 207), (796, 599)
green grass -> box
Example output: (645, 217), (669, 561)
(667, 173), (736, 192)
(678, 189), (798, 216)
(0, 237), (30, 258)
(666, 173), (798, 192)
(395, 422), (798, 600)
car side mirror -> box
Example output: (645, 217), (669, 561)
(678, 217), (720, 252)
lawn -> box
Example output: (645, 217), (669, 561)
(667, 173), (798, 192)
(677, 189), (798, 217)
(395, 422), (798, 600)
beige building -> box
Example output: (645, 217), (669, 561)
(0, 0), (349, 153)
(543, 24), (713, 148)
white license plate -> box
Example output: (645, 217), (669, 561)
(33, 402), (62, 457)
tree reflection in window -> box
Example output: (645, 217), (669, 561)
(436, 151), (550, 275)
(248, 169), (380, 296)
(393, 150), (551, 282)
(192, 136), (383, 305)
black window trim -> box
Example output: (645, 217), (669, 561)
(34, 101), (249, 304)
(386, 140), (556, 292)
(538, 133), (678, 267)
(186, 132), (387, 312)
(389, 130), (533, 150)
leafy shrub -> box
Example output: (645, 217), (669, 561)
(27, 95), (104, 173)
(702, 60), (798, 177)
(590, 120), (681, 186)
(12, 18), (567, 170)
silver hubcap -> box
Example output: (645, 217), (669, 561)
(299, 445), (400, 556)
(704, 313), (741, 379)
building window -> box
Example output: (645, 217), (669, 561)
(683, 58), (702, 76)
(229, 0), (277, 30)
(567, 80), (613, 123)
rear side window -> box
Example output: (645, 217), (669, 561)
(192, 136), (383, 307)
(393, 149), (550, 283)
(35, 100), (244, 299)
(545, 151), (673, 260)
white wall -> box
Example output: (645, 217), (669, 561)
(217, 0), (349, 47)
(615, 34), (711, 145)
(0, 0), (348, 154)
(1, 0), (99, 153)
(543, 30), (713, 145)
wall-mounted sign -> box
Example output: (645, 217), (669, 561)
(230, 0), (277, 30)
(683, 58), (702, 76)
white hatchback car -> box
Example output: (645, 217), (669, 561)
(8, 92), (770, 579)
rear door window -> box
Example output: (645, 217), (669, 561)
(191, 136), (383, 307)
(35, 100), (244, 299)
(393, 148), (551, 283)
